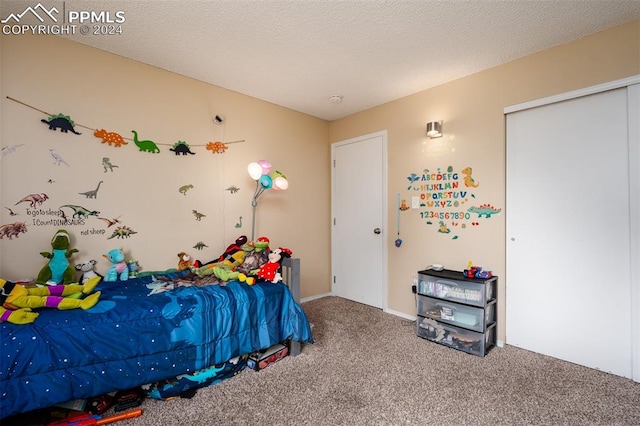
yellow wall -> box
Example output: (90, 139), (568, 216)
(329, 20), (640, 342)
(0, 34), (330, 298)
(2, 21), (639, 343)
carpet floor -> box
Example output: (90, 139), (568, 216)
(7, 296), (640, 425)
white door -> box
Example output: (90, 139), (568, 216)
(332, 131), (387, 309)
(506, 87), (634, 379)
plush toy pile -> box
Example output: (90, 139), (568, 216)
(191, 235), (292, 285)
(1, 230), (294, 325)
(0, 276), (101, 324)
(0, 229), (104, 324)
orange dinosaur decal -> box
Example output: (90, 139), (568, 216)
(94, 129), (128, 147)
(206, 141), (228, 154)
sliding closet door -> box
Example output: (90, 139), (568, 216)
(506, 88), (632, 378)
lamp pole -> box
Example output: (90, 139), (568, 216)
(251, 197), (258, 241)
(250, 181), (265, 241)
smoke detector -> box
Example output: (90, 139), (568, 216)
(328, 95), (343, 104)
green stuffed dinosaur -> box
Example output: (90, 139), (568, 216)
(36, 229), (79, 285)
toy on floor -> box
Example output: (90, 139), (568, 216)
(47, 407), (143, 425)
(75, 259), (103, 284)
(144, 356), (247, 400)
(103, 248), (129, 281)
(0, 276), (101, 324)
(112, 388), (145, 412)
(36, 229), (79, 285)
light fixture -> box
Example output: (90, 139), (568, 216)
(247, 160), (289, 240)
(426, 121), (443, 138)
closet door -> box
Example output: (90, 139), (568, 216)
(506, 88), (632, 378)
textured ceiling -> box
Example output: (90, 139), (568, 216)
(3, 1), (640, 120)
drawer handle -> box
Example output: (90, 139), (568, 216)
(436, 280), (459, 287)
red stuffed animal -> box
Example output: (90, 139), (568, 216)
(256, 247), (292, 283)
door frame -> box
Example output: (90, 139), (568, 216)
(504, 75), (640, 382)
(331, 130), (388, 310)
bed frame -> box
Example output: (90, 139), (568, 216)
(1, 257), (311, 419)
(282, 257), (302, 356)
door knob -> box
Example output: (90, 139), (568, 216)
(374, 228), (381, 234)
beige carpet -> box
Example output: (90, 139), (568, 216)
(10, 296), (640, 425)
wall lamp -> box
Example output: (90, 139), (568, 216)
(426, 121), (443, 138)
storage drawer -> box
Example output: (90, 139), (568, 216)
(417, 316), (496, 357)
(418, 271), (496, 307)
(416, 295), (495, 332)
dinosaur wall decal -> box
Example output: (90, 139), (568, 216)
(41, 114), (81, 135)
(49, 149), (69, 166)
(79, 181), (103, 199)
(467, 204), (501, 218)
(461, 167), (480, 188)
(102, 157), (119, 172)
(192, 210), (206, 221)
(59, 205), (100, 219)
(179, 184), (194, 195)
(206, 141), (228, 154)
(94, 129), (128, 147)
(15, 193), (49, 208)
(0, 221), (27, 239)
(170, 141), (195, 155)
(0, 144), (25, 160)
(131, 130), (160, 153)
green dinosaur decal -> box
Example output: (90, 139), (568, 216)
(179, 184), (194, 195)
(60, 205), (100, 219)
(193, 241), (209, 250)
(131, 130), (160, 153)
(107, 226), (137, 240)
(467, 204), (501, 218)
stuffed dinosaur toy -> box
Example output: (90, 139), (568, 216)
(36, 229), (79, 285)
(103, 248), (129, 282)
(0, 276), (101, 324)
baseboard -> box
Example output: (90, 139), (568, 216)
(384, 308), (416, 321)
(497, 340), (504, 348)
(300, 295), (418, 321)
(300, 292), (333, 303)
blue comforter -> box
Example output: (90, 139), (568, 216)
(0, 273), (313, 418)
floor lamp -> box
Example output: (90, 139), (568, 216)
(248, 161), (288, 241)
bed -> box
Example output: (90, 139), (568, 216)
(0, 257), (313, 419)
